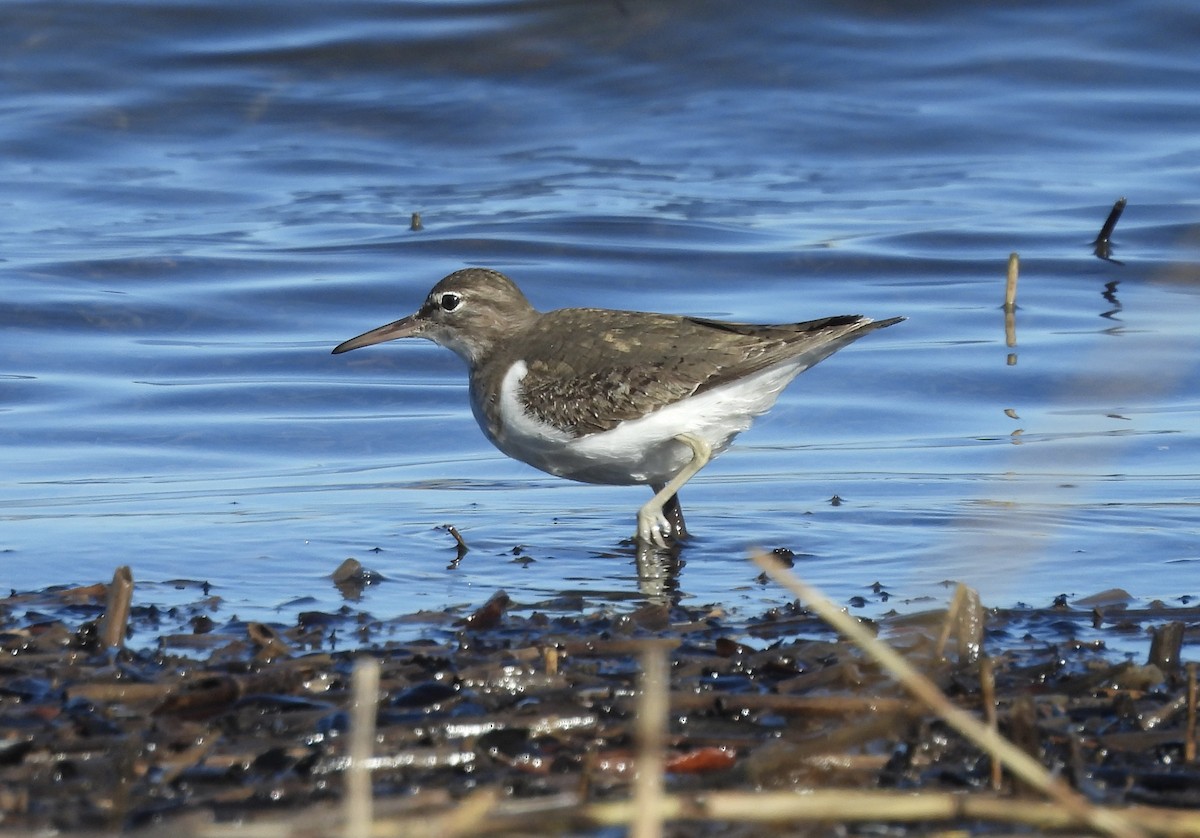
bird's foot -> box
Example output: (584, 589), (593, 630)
(637, 434), (711, 549)
(637, 504), (675, 550)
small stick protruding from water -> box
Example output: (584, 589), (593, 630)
(1094, 197), (1126, 246)
(444, 524), (470, 568)
(445, 524), (468, 553)
(1093, 198), (1126, 261)
(410, 212), (424, 231)
(1004, 253), (1019, 353)
(98, 565), (134, 650)
(1004, 252), (1019, 311)
(543, 644), (560, 676)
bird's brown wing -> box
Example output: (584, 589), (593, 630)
(487, 309), (900, 437)
(685, 314), (903, 394)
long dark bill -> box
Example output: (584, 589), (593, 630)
(331, 315), (423, 354)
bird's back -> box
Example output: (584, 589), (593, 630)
(473, 307), (902, 437)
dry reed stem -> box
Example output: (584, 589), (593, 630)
(934, 581), (981, 662)
(1188, 663), (1197, 763)
(585, 791), (1200, 834)
(543, 644), (560, 676)
(99, 565), (134, 650)
(1004, 252), (1019, 309)
(979, 656), (1003, 791)
(1004, 251), (1019, 354)
(632, 639), (672, 838)
(345, 656), (380, 838)
(750, 551), (1146, 838)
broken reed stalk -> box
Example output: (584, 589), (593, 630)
(979, 656), (1003, 791)
(586, 791), (1200, 834)
(446, 524), (469, 553)
(749, 551), (1146, 838)
(345, 656), (381, 838)
(98, 565), (134, 650)
(543, 644), (560, 676)
(632, 640), (672, 838)
(1095, 197), (1127, 245)
(1003, 253), (1018, 352)
(1004, 252), (1019, 310)
(933, 581), (982, 663)
(1188, 663), (1198, 763)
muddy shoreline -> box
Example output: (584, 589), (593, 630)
(2, 563), (1198, 836)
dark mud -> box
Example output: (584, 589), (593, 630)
(1, 567), (1197, 836)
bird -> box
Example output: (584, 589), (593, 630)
(333, 268), (902, 548)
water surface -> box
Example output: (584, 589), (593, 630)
(4, 0), (1199, 634)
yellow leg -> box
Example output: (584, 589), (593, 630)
(637, 434), (712, 549)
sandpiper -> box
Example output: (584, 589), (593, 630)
(333, 268), (902, 548)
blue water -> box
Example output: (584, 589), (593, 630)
(4, 0), (1199, 632)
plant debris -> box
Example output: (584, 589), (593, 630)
(0, 565), (1197, 836)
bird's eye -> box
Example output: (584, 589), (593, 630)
(439, 292), (462, 312)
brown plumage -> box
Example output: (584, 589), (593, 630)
(486, 308), (890, 437)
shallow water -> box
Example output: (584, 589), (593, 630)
(4, 0), (1199, 631)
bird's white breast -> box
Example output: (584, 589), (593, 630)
(475, 358), (811, 487)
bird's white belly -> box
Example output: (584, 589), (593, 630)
(476, 359), (808, 486)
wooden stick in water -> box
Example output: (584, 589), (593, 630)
(98, 565), (134, 650)
(1095, 197), (1127, 246)
(1004, 252), (1019, 310)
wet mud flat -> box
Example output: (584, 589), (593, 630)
(2, 558), (1198, 837)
